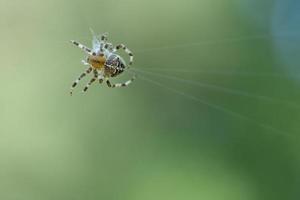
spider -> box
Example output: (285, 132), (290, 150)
(70, 32), (135, 95)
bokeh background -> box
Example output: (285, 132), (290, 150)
(0, 0), (300, 199)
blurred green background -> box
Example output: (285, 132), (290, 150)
(0, 0), (300, 199)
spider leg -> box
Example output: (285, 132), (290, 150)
(82, 70), (98, 93)
(81, 59), (90, 65)
(70, 67), (93, 95)
(104, 42), (113, 51)
(95, 69), (104, 84)
(98, 33), (109, 52)
(98, 74), (104, 84)
(70, 40), (96, 56)
(113, 44), (134, 66)
(100, 32), (109, 42)
(106, 75), (136, 88)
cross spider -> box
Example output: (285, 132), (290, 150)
(70, 32), (135, 95)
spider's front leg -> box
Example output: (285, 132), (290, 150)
(104, 42), (113, 52)
(100, 32), (109, 42)
(70, 67), (93, 95)
(113, 44), (134, 66)
(70, 40), (96, 56)
(99, 33), (109, 52)
(106, 75), (136, 88)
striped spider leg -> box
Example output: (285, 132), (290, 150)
(97, 69), (105, 84)
(112, 44), (134, 66)
(90, 28), (108, 51)
(82, 70), (98, 93)
(70, 66), (93, 95)
(93, 32), (109, 52)
(99, 34), (114, 53)
(106, 75), (136, 88)
(70, 40), (96, 56)
(100, 32), (109, 42)
(104, 42), (114, 52)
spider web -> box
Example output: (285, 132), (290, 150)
(125, 31), (300, 138)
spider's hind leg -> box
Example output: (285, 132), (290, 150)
(70, 67), (93, 95)
(106, 75), (136, 88)
(98, 74), (104, 84)
(113, 44), (134, 66)
(82, 70), (98, 93)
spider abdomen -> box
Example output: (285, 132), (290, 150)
(104, 54), (126, 77)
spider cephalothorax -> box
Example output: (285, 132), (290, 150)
(70, 32), (135, 95)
